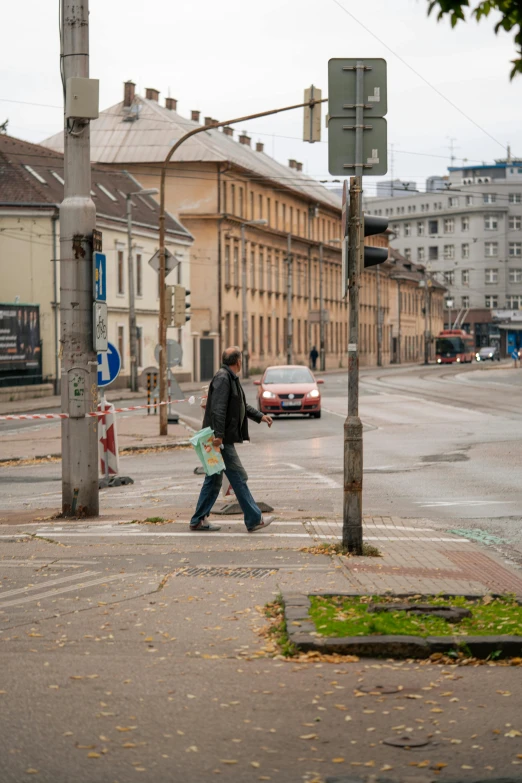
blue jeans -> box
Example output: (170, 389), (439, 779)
(190, 444), (262, 531)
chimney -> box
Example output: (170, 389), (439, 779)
(191, 110), (201, 123)
(165, 97), (177, 111)
(223, 126), (234, 137)
(145, 87), (159, 102)
(288, 159), (297, 169)
(123, 81), (135, 108)
(256, 141), (264, 153)
(239, 131), (251, 147)
(295, 162), (303, 172)
(204, 116), (213, 126)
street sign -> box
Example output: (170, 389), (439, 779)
(148, 247), (182, 275)
(93, 252), (106, 301)
(328, 58), (387, 118)
(155, 339), (182, 368)
(98, 341), (121, 387)
(511, 350), (519, 361)
(93, 301), (108, 352)
(328, 117), (387, 176)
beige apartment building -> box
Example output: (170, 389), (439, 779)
(0, 134), (193, 390)
(43, 82), (443, 379)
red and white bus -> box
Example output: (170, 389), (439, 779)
(435, 329), (475, 364)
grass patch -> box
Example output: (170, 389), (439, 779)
(300, 542), (381, 557)
(309, 594), (522, 638)
(127, 516), (170, 525)
(263, 596), (298, 657)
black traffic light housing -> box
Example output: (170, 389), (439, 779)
(363, 215), (388, 268)
(185, 290), (191, 323)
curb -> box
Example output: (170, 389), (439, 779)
(282, 591), (522, 660)
(0, 439), (192, 465)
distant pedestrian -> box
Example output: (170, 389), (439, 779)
(310, 345), (319, 370)
(190, 346), (274, 533)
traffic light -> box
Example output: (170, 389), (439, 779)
(173, 285), (191, 327)
(363, 215), (389, 268)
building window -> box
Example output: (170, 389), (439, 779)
(233, 245), (239, 286)
(484, 215), (498, 230)
(443, 218), (454, 233)
(249, 191), (254, 220)
(461, 243), (469, 259)
(465, 195), (473, 206)
(509, 215), (521, 230)
(483, 193), (496, 204)
(222, 182), (228, 213)
(136, 253), (142, 297)
(417, 247), (425, 262)
(239, 187), (244, 218)
(485, 241), (498, 257)
(231, 184), (236, 215)
(507, 295), (522, 309)
(509, 242), (522, 257)
(225, 245), (231, 286)
(117, 249), (124, 294)
(251, 315), (256, 353)
(461, 269), (470, 285)
(404, 248), (411, 261)
(485, 295), (498, 308)
(509, 268), (522, 284)
(136, 326), (143, 368)
(259, 316), (264, 354)
(267, 316), (272, 354)
(258, 194), (263, 219)
(282, 204), (286, 231)
(428, 246), (439, 261)
(461, 295), (470, 308)
(428, 220), (438, 235)
(117, 325), (125, 369)
(233, 313), (239, 345)
(259, 249), (264, 290)
(417, 221), (425, 236)
(485, 268), (498, 284)
(461, 216), (470, 231)
(275, 201), (279, 229)
(443, 245), (455, 260)
(443, 270), (455, 285)
(509, 193), (522, 204)
(266, 253), (272, 292)
(404, 222), (411, 237)
(448, 196), (459, 207)
(250, 249), (256, 290)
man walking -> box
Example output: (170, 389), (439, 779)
(309, 345), (319, 370)
(190, 346), (274, 533)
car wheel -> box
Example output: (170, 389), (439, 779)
(312, 411), (321, 419)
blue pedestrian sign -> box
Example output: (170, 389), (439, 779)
(98, 341), (121, 387)
(512, 350), (519, 361)
(94, 252), (107, 302)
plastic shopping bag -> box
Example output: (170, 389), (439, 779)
(189, 426), (225, 476)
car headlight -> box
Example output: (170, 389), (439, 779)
(437, 358), (441, 363)
(307, 389), (320, 399)
(456, 357), (461, 362)
(262, 390), (277, 399)
(488, 353), (493, 357)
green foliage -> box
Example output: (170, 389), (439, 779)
(427, 0), (522, 78)
(309, 594), (522, 637)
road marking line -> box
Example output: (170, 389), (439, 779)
(0, 570), (99, 599)
(419, 501), (514, 507)
(0, 573), (138, 609)
(33, 531), (314, 539)
(284, 463), (341, 489)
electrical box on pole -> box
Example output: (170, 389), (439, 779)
(303, 85), (322, 143)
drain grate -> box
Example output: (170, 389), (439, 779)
(174, 566), (277, 579)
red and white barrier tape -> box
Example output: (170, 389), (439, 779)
(0, 396), (198, 421)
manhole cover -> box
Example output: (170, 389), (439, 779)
(383, 734), (431, 748)
(174, 566), (277, 579)
(358, 685), (401, 694)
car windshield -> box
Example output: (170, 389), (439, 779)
(264, 368), (314, 384)
(479, 347), (494, 354)
(436, 337), (464, 355)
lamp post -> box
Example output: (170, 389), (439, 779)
(126, 187), (158, 392)
(241, 219), (267, 378)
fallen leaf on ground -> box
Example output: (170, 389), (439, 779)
(299, 734), (318, 740)
(87, 752), (101, 759)
(332, 758), (345, 763)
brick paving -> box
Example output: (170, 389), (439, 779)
(308, 515), (522, 596)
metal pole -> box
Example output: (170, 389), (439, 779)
(241, 222), (249, 378)
(286, 233), (293, 364)
(397, 281), (402, 364)
(376, 263), (382, 367)
(60, 0), (98, 516)
(126, 195), (138, 392)
(51, 212), (60, 395)
(424, 281), (429, 365)
(319, 243), (325, 371)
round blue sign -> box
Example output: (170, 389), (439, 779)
(98, 341), (121, 387)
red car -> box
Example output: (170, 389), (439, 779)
(254, 365), (324, 418)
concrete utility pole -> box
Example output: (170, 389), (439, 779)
(343, 176), (363, 554)
(376, 263), (382, 367)
(60, 0), (98, 516)
(241, 218), (267, 379)
(286, 233), (293, 364)
(158, 97), (327, 436)
(319, 243), (325, 371)
(397, 280), (402, 364)
(126, 188), (158, 391)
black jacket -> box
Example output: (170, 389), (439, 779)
(203, 366), (263, 444)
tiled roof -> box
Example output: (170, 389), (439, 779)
(0, 134), (191, 239)
(42, 96), (342, 212)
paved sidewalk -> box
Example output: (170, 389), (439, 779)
(308, 516), (522, 596)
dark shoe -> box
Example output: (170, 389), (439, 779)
(248, 515), (274, 533)
(190, 518), (221, 532)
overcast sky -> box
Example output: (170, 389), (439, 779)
(1, 0), (521, 195)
